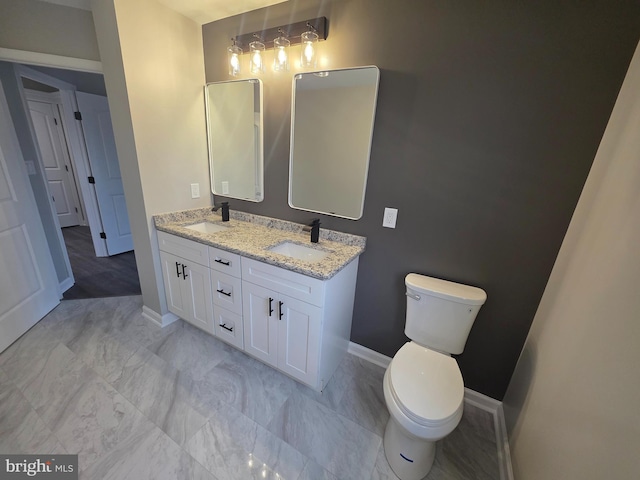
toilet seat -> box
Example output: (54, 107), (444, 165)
(388, 342), (464, 427)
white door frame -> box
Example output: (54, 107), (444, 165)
(25, 89), (86, 227)
(15, 64), (109, 258)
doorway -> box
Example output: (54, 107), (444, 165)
(17, 64), (140, 300)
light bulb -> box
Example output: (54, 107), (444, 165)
(252, 51), (262, 69)
(277, 47), (287, 65)
(273, 35), (290, 72)
(300, 30), (318, 68)
(230, 54), (239, 73)
(249, 40), (265, 74)
(304, 43), (314, 63)
(227, 42), (242, 76)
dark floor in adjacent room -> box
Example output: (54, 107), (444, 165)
(61, 226), (141, 300)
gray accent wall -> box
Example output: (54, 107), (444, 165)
(202, 0), (640, 399)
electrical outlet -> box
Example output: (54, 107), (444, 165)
(190, 183), (200, 198)
(383, 207), (398, 228)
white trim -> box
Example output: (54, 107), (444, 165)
(348, 341), (392, 368)
(16, 64), (108, 257)
(463, 387), (502, 412)
(494, 403), (515, 480)
(142, 305), (179, 328)
(8, 66), (76, 292)
(348, 341), (513, 480)
(58, 276), (74, 296)
(0, 48), (102, 74)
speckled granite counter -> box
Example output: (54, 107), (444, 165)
(153, 207), (366, 280)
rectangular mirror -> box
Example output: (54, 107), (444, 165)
(206, 79), (263, 202)
(289, 66), (380, 219)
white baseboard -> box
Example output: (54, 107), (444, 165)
(142, 305), (179, 328)
(58, 277), (74, 297)
(348, 341), (513, 480)
(348, 341), (392, 368)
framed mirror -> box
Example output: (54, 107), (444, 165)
(288, 66), (380, 219)
(206, 79), (263, 202)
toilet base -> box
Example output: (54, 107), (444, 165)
(383, 416), (436, 480)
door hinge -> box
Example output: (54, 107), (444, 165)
(88, 176), (95, 184)
(74, 111), (82, 121)
(65, 165), (69, 171)
(54, 118), (58, 125)
(75, 207), (78, 212)
(100, 232), (107, 239)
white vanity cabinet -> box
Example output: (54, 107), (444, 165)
(158, 231), (214, 334)
(209, 246), (244, 349)
(156, 228), (361, 392)
(242, 257), (359, 391)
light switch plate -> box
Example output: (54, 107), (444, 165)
(190, 183), (200, 198)
(383, 207), (398, 228)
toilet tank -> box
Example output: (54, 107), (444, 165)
(405, 273), (487, 355)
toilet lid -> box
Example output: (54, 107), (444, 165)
(389, 342), (464, 426)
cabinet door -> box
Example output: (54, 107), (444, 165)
(242, 282), (278, 367)
(160, 251), (188, 320)
(183, 261), (214, 335)
(277, 294), (322, 386)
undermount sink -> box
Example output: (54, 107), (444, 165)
(269, 241), (329, 263)
(185, 222), (228, 234)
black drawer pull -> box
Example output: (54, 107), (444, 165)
(220, 323), (233, 332)
(216, 289), (231, 297)
(278, 301), (284, 320)
(214, 258), (230, 266)
(268, 297), (274, 316)
(175, 261), (182, 278)
(181, 264), (188, 279)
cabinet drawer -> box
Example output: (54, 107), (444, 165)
(209, 246), (242, 277)
(158, 231), (209, 267)
(242, 258), (325, 307)
(214, 306), (244, 350)
(211, 270), (242, 315)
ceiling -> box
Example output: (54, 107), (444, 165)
(38, 0), (288, 25)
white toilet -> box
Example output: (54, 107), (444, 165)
(383, 273), (487, 480)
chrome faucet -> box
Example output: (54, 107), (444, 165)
(212, 201), (230, 222)
(304, 219), (320, 243)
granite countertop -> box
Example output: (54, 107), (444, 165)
(153, 207), (366, 280)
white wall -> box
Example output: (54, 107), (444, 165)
(91, 0), (210, 315)
(0, 0), (99, 61)
(503, 41), (640, 479)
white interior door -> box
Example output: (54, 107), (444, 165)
(27, 98), (82, 228)
(76, 92), (133, 256)
(0, 82), (60, 353)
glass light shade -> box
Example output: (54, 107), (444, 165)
(227, 44), (242, 77)
(273, 36), (290, 72)
(300, 30), (319, 68)
(250, 40), (265, 74)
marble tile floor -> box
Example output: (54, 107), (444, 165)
(0, 296), (500, 480)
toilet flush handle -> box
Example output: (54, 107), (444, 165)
(406, 292), (421, 301)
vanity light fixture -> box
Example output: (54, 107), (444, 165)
(230, 17), (326, 76)
(300, 23), (319, 69)
(227, 38), (242, 77)
(249, 34), (265, 75)
(273, 29), (290, 72)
